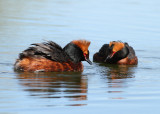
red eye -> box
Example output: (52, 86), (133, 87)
(112, 51), (116, 54)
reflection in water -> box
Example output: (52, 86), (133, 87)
(106, 65), (136, 79)
(16, 72), (88, 106)
(97, 63), (136, 80)
(107, 65), (136, 100)
(96, 63), (136, 99)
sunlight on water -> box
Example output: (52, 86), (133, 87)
(0, 0), (160, 114)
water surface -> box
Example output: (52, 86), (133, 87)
(1, 0), (160, 114)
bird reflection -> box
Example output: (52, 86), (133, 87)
(106, 64), (135, 79)
(96, 63), (136, 99)
(15, 72), (88, 105)
(97, 63), (136, 79)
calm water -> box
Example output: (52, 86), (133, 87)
(1, 0), (160, 113)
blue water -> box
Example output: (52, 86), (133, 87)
(1, 0), (160, 114)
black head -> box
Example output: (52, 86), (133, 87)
(105, 41), (129, 63)
(63, 40), (92, 65)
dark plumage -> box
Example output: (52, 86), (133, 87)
(19, 41), (69, 62)
(93, 41), (138, 65)
(14, 40), (92, 72)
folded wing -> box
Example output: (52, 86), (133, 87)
(19, 41), (69, 62)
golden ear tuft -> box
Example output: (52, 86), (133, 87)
(72, 40), (91, 54)
(109, 41), (124, 52)
(109, 41), (115, 47)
